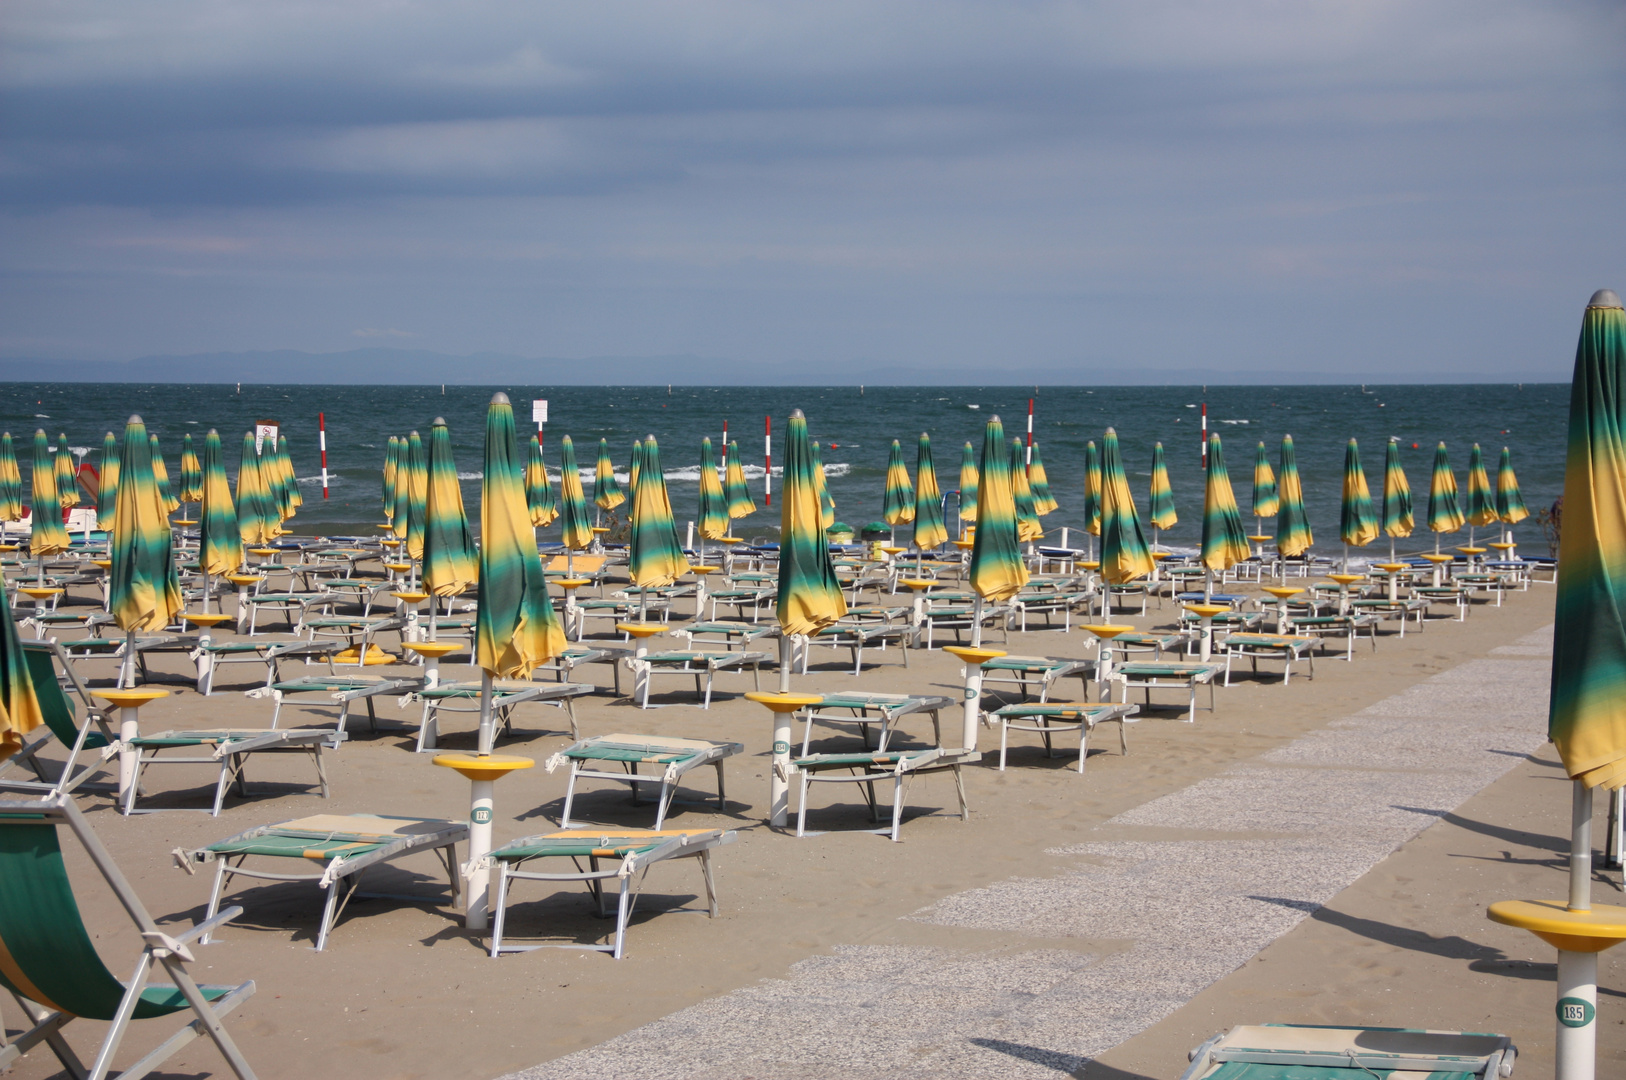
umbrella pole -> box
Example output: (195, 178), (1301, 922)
(970, 595), (984, 648)
(477, 670), (495, 755)
(119, 631), (134, 689)
(1342, 543), (1349, 574)
(202, 571), (210, 614)
(1204, 569), (1213, 603)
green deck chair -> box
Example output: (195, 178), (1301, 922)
(0, 784), (257, 1079)
(0, 641), (118, 795)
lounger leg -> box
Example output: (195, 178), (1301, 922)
(700, 850), (719, 917)
(998, 719), (1008, 771)
(559, 765), (581, 828)
(1077, 725), (1088, 774)
(201, 860), (230, 945)
(313, 744), (330, 798)
(654, 779), (673, 829)
(703, 671), (713, 709)
(954, 764), (969, 820)
(489, 864), (511, 958)
(714, 761), (727, 809)
(416, 702), (436, 753)
(212, 757), (233, 816)
(87, 952), (155, 1080)
(891, 775), (905, 841)
(796, 772), (810, 837)
(611, 879), (632, 959)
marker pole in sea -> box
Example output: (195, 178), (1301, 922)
(1026, 398), (1034, 468)
(721, 420), (728, 467)
(764, 415), (772, 508)
(1201, 402), (1208, 468)
(318, 412), (330, 499)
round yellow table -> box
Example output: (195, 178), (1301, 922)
(619, 623), (665, 703)
(403, 640), (462, 687)
(745, 691), (824, 827)
(1261, 585), (1304, 631)
(1420, 551), (1455, 586)
(17, 586), (62, 613)
(943, 645), (1006, 751)
(433, 752), (534, 930)
(1327, 572), (1362, 614)
(1082, 623), (1135, 684)
(96, 688), (170, 804)
(1183, 603), (1229, 662)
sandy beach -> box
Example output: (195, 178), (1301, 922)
(5, 571), (1606, 1079)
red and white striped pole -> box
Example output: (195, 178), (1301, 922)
(1200, 401), (1208, 468)
(1026, 397), (1034, 470)
(318, 412), (330, 499)
(764, 415), (772, 508)
(721, 420), (728, 466)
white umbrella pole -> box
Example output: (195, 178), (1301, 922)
(1552, 780), (1599, 1080)
(1204, 568), (1213, 603)
(1342, 543), (1349, 574)
(970, 595), (984, 648)
(477, 670), (495, 755)
(202, 571), (210, 614)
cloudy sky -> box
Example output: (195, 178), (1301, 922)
(2, 2), (1623, 381)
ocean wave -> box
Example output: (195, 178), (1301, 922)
(296, 475), (341, 486)
(456, 471), (483, 481)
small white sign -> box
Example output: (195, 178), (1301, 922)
(532, 399), (548, 426)
(255, 421), (279, 454)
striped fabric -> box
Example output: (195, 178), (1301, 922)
(628, 436), (691, 589)
(1465, 443), (1497, 528)
(1028, 442), (1058, 516)
(198, 429), (243, 577)
(556, 436), (595, 551)
(1082, 440), (1102, 537)
(403, 431), (428, 561)
(382, 435), (401, 525)
(525, 433), (558, 528)
(1199, 433), (1250, 573)
(0, 434), (25, 522)
(883, 439), (916, 527)
(1274, 435), (1313, 558)
(1426, 443), (1464, 537)
(147, 435), (178, 514)
(54, 437), (79, 510)
(422, 418), (479, 598)
(725, 440), (756, 520)
(1100, 428), (1153, 583)
(0, 586), (43, 761)
(697, 437), (729, 542)
(776, 411), (848, 636)
(109, 415), (181, 633)
(178, 433), (203, 504)
(1148, 441), (1177, 530)
(28, 431), (69, 557)
(235, 432), (277, 546)
(958, 441), (978, 525)
(1339, 439), (1379, 549)
(1252, 441), (1279, 519)
(594, 438), (626, 512)
(1382, 439), (1414, 538)
(812, 441), (836, 531)
(1496, 446), (1529, 525)
(912, 433), (948, 552)
(1010, 437), (1043, 543)
(967, 416), (1029, 601)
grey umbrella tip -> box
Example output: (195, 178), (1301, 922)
(990, 415), (1002, 424)
(128, 415), (143, 426)
(492, 392), (510, 405)
(208, 428), (218, 435)
(433, 417), (446, 426)
(790, 409), (805, 420)
(647, 433), (657, 441)
(409, 430), (419, 437)
(1106, 426), (1117, 435)
(1590, 289), (1622, 309)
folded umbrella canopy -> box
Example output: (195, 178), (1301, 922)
(404, 430), (428, 562)
(0, 433), (23, 525)
(1082, 440), (1103, 555)
(1496, 447), (1529, 537)
(697, 437), (729, 546)
(0, 582), (43, 761)
(1028, 442), (1058, 516)
(1339, 438), (1379, 570)
(1200, 433), (1250, 583)
(55, 436), (79, 510)
(777, 410), (848, 642)
(1551, 289), (1626, 790)
(198, 429), (242, 586)
(555, 436), (594, 552)
(1382, 438), (1414, 560)
(235, 432), (278, 547)
(390, 436), (411, 541)
(812, 441), (835, 531)
(179, 433), (203, 506)
(423, 417), (479, 600)
(1275, 434), (1313, 561)
(882, 439), (916, 536)
(277, 434), (303, 517)
(1010, 437), (1043, 543)
(958, 441), (978, 528)
(1100, 428), (1153, 585)
(1464, 442), (1497, 543)
(525, 433), (558, 528)
(594, 438), (625, 514)
(96, 432), (119, 528)
(148, 434), (179, 515)
(1252, 441), (1279, 525)
(912, 433), (948, 555)
(110, 415), (182, 684)
(1426, 442), (1464, 552)
(724, 440), (755, 520)
(28, 430), (70, 561)
(968, 415), (1029, 612)
(629, 439), (643, 493)
(382, 435), (401, 527)
(628, 436), (691, 591)
(1148, 441), (1178, 539)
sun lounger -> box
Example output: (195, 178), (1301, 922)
(1109, 631), (1185, 659)
(988, 701), (1140, 772)
(790, 747), (980, 841)
(404, 679), (594, 751)
(485, 828), (737, 959)
(803, 622), (913, 675)
(1222, 632), (1317, 685)
(918, 602), (1010, 649)
(179, 813), (466, 952)
(0, 641), (119, 794)
(798, 691), (955, 754)
(0, 784), (258, 1080)
(675, 620), (779, 651)
(1110, 662), (1221, 723)
(978, 654), (1092, 702)
(246, 673), (423, 731)
(546, 733), (743, 829)
(1011, 589), (1094, 630)
(296, 613), (407, 661)
(1285, 613), (1379, 658)
(1414, 585), (1470, 621)
(534, 644), (630, 694)
(1350, 596), (1429, 636)
(120, 727), (345, 816)
(1179, 1024), (1516, 1080)
(630, 649), (768, 708)
(193, 637), (344, 695)
(573, 597), (672, 638)
(705, 587), (776, 622)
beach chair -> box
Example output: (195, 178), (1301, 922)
(1222, 632), (1317, 685)
(246, 673), (422, 732)
(0, 784), (257, 1080)
(178, 813), (466, 952)
(988, 701), (1140, 772)
(705, 586), (776, 622)
(977, 654), (1093, 703)
(1179, 1024), (1516, 1080)
(534, 644), (629, 694)
(1286, 613), (1379, 659)
(0, 640), (118, 794)
(1414, 585), (1470, 621)
(790, 747), (981, 841)
(1109, 631), (1184, 660)
(1110, 662), (1221, 723)
(675, 620), (779, 652)
(405, 679), (594, 751)
(798, 691), (955, 754)
(486, 828), (737, 959)
(629, 649), (768, 708)
(803, 622), (912, 675)
(192, 636), (344, 695)
(546, 733), (743, 828)
(1350, 596), (1429, 636)
(119, 724), (345, 816)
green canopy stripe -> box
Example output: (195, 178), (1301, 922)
(777, 411), (848, 635)
(110, 416), (182, 633)
(382, 436), (401, 524)
(235, 432), (276, 545)
(812, 441), (836, 531)
(1101, 428), (1153, 583)
(0, 434), (25, 523)
(1339, 439), (1379, 548)
(1275, 434), (1314, 557)
(1465, 443), (1497, 527)
(525, 433), (558, 528)
(556, 436), (595, 551)
(912, 433), (948, 551)
(968, 416), (1029, 601)
(958, 441), (978, 525)
(1382, 439), (1414, 538)
(404, 431), (428, 561)
(1252, 441), (1279, 518)
(697, 437), (729, 541)
(594, 439), (625, 511)
(1148, 442), (1177, 530)
(1427, 442), (1465, 535)
(178, 434), (203, 504)
(724, 440), (756, 519)
(1010, 438), (1043, 543)
(0, 585), (44, 761)
(883, 439), (916, 527)
(1082, 440), (1102, 537)
(423, 418), (479, 598)
(147, 434), (178, 514)
(199, 430), (242, 577)
(628, 436), (692, 589)
(28, 431), (70, 557)
(1028, 442), (1058, 516)
(54, 438), (79, 510)
(389, 435), (410, 539)
(1496, 446), (1529, 525)
(1200, 433), (1251, 572)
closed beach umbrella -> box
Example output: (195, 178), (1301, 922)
(149, 435), (179, 515)
(55, 437), (79, 510)
(423, 417), (479, 599)
(628, 436), (691, 591)
(29, 430), (70, 560)
(1496, 446), (1529, 535)
(1200, 433), (1250, 580)
(1275, 434), (1313, 561)
(178, 434), (203, 506)
(0, 434), (23, 525)
(556, 436), (594, 552)
(382, 436), (401, 526)
(404, 430), (428, 562)
(1100, 428), (1153, 585)
(390, 437), (411, 540)
(198, 429), (242, 582)
(594, 438), (625, 513)
(1465, 443), (1497, 542)
(697, 437), (729, 543)
(1082, 440), (1103, 551)
(0, 583), (44, 762)
(968, 416), (1029, 610)
(96, 433), (119, 527)
(725, 440), (755, 520)
(1426, 442), (1464, 552)
(629, 439), (643, 493)
(777, 410), (848, 641)
(278, 434), (303, 514)
(236, 432), (277, 546)
(1148, 442), (1178, 536)
(1550, 289), (1626, 790)
(1252, 441), (1279, 523)
(1339, 438), (1379, 569)
(1010, 438), (1043, 543)
(958, 441), (979, 528)
(525, 433), (558, 528)
(1381, 438), (1414, 559)
(912, 433), (948, 554)
(882, 439), (915, 533)
(1028, 442), (1058, 516)
(812, 441), (835, 531)
(109, 415), (182, 682)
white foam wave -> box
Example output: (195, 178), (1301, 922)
(296, 475), (341, 486)
(456, 471), (483, 481)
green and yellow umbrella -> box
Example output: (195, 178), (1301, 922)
(1148, 442), (1177, 537)
(594, 438), (625, 513)
(1550, 289), (1626, 789)
(55, 437), (79, 510)
(1426, 442), (1464, 551)
(1028, 442), (1058, 516)
(1275, 435), (1313, 560)
(278, 434), (303, 515)
(28, 431), (70, 559)
(628, 436), (691, 590)
(556, 436), (595, 552)
(1339, 438), (1379, 569)
(912, 433), (948, 554)
(404, 430), (429, 562)
(1010, 437), (1043, 543)
(109, 415), (182, 645)
(1496, 447), (1529, 534)
(389, 437), (411, 540)
(968, 416), (1029, 606)
(0, 582), (44, 761)
(629, 439), (643, 493)
(882, 439), (916, 533)
(1252, 441), (1279, 525)
(236, 432), (277, 546)
(1381, 438), (1414, 559)
(148, 434), (178, 515)
(724, 440), (755, 520)
(95, 432), (118, 527)
(0, 434), (24, 524)
(776, 410), (848, 639)
(265, 434), (293, 524)
(382, 435), (401, 526)
(1464, 443), (1497, 542)
(198, 429), (242, 583)
(812, 440), (835, 531)
(958, 441), (978, 528)
(178, 433), (203, 506)
(1100, 428), (1153, 585)
(697, 437), (729, 544)
(1200, 433), (1250, 577)
(1082, 440), (1103, 543)
(476, 393), (566, 695)
(525, 433), (558, 528)
(423, 417), (479, 599)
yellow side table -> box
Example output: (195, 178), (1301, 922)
(1420, 551), (1455, 587)
(95, 687), (170, 805)
(1082, 623), (1135, 687)
(1183, 603), (1229, 662)
(1261, 585), (1304, 633)
(744, 691), (824, 827)
(392, 590), (429, 642)
(403, 640), (461, 687)
(433, 752), (534, 930)
(618, 622), (665, 703)
(943, 645), (1006, 751)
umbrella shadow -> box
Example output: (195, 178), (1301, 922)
(1392, 805), (1566, 853)
(965, 1038), (1083, 1074)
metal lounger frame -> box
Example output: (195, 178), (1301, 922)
(991, 702), (1139, 772)
(549, 735), (743, 829)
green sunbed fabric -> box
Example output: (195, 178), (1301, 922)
(992, 703), (1109, 717)
(1118, 664), (1211, 676)
(490, 836), (670, 860)
(205, 833), (388, 860)
(1203, 1063), (1471, 1080)
(23, 645), (107, 751)
(982, 658), (1070, 671)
